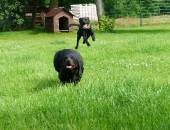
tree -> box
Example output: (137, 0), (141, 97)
(95, 0), (104, 22)
(0, 0), (24, 31)
(0, 0), (104, 31)
(103, 0), (139, 18)
(31, 0), (39, 29)
(49, 0), (58, 11)
(18, 0), (26, 26)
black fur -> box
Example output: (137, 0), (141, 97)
(68, 17), (95, 49)
(53, 49), (84, 85)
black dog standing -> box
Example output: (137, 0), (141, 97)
(53, 49), (84, 85)
(68, 17), (95, 49)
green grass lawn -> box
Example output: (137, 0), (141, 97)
(0, 24), (170, 129)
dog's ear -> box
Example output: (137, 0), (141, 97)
(79, 18), (82, 24)
(76, 60), (84, 77)
(87, 17), (90, 22)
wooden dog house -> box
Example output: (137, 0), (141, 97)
(45, 7), (74, 32)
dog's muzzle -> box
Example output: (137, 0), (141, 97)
(65, 58), (76, 69)
(83, 24), (90, 29)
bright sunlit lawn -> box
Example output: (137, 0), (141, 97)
(0, 24), (170, 129)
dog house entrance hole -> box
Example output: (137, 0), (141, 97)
(59, 16), (68, 32)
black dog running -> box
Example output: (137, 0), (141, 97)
(68, 17), (95, 49)
(53, 49), (84, 85)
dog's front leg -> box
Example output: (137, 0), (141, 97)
(59, 69), (67, 84)
(91, 33), (95, 41)
(76, 35), (81, 49)
(83, 33), (86, 44)
(90, 26), (95, 41)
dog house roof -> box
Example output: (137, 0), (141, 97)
(45, 7), (74, 17)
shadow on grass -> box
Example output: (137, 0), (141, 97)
(27, 28), (51, 35)
(33, 78), (61, 92)
(28, 27), (70, 35)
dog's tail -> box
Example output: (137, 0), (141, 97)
(68, 24), (80, 28)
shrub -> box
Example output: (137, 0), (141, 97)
(0, 0), (24, 31)
(99, 16), (115, 32)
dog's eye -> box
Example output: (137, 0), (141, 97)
(64, 56), (68, 59)
(70, 55), (74, 59)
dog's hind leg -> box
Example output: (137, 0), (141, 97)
(84, 36), (90, 47)
(83, 33), (87, 44)
(86, 34), (91, 46)
(83, 39), (90, 47)
(82, 32), (90, 46)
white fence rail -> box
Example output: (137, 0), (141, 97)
(70, 4), (98, 21)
